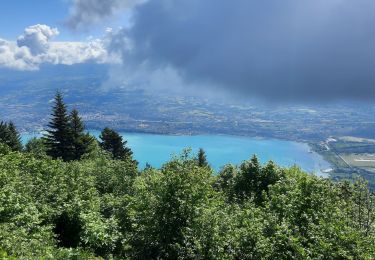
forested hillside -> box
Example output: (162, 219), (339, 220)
(0, 94), (374, 259)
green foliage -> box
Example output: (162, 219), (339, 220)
(265, 167), (375, 259)
(99, 127), (134, 162)
(69, 109), (95, 160)
(126, 153), (217, 259)
(0, 143), (11, 156)
(219, 155), (284, 204)
(0, 121), (22, 152)
(197, 148), (208, 167)
(0, 147), (373, 259)
(44, 92), (73, 161)
(44, 93), (96, 161)
(25, 137), (48, 158)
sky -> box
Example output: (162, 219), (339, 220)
(0, 1), (71, 40)
(0, 0), (127, 40)
(1, 0), (375, 102)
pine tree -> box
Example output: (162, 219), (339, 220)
(0, 121), (22, 151)
(99, 127), (133, 160)
(70, 109), (84, 137)
(44, 92), (73, 161)
(7, 122), (22, 152)
(197, 148), (208, 167)
(69, 109), (94, 160)
(0, 121), (10, 145)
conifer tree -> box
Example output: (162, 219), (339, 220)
(99, 127), (133, 161)
(7, 122), (22, 152)
(70, 109), (84, 136)
(0, 121), (22, 151)
(0, 121), (10, 145)
(44, 92), (73, 161)
(197, 148), (208, 167)
(69, 109), (94, 160)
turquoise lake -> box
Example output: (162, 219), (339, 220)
(22, 131), (331, 176)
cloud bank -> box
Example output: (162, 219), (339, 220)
(66, 0), (375, 101)
(0, 24), (115, 70)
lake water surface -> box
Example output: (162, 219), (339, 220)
(22, 131), (331, 176)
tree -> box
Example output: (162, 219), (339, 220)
(0, 121), (8, 141)
(99, 127), (133, 161)
(197, 148), (208, 167)
(233, 155), (283, 203)
(0, 121), (22, 151)
(70, 109), (84, 136)
(69, 109), (94, 160)
(44, 92), (73, 161)
(128, 152), (218, 259)
(215, 164), (237, 200)
(233, 155), (261, 201)
(25, 137), (47, 158)
(7, 122), (22, 152)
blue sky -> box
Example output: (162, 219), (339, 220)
(0, 0), (121, 41)
(0, 1), (70, 40)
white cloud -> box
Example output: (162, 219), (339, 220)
(47, 40), (112, 65)
(0, 39), (37, 70)
(0, 24), (118, 70)
(17, 24), (59, 55)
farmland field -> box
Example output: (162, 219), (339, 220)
(340, 153), (375, 173)
(312, 136), (375, 190)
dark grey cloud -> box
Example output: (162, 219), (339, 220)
(76, 0), (375, 101)
(66, 0), (144, 30)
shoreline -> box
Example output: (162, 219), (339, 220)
(21, 128), (319, 144)
(21, 130), (333, 176)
